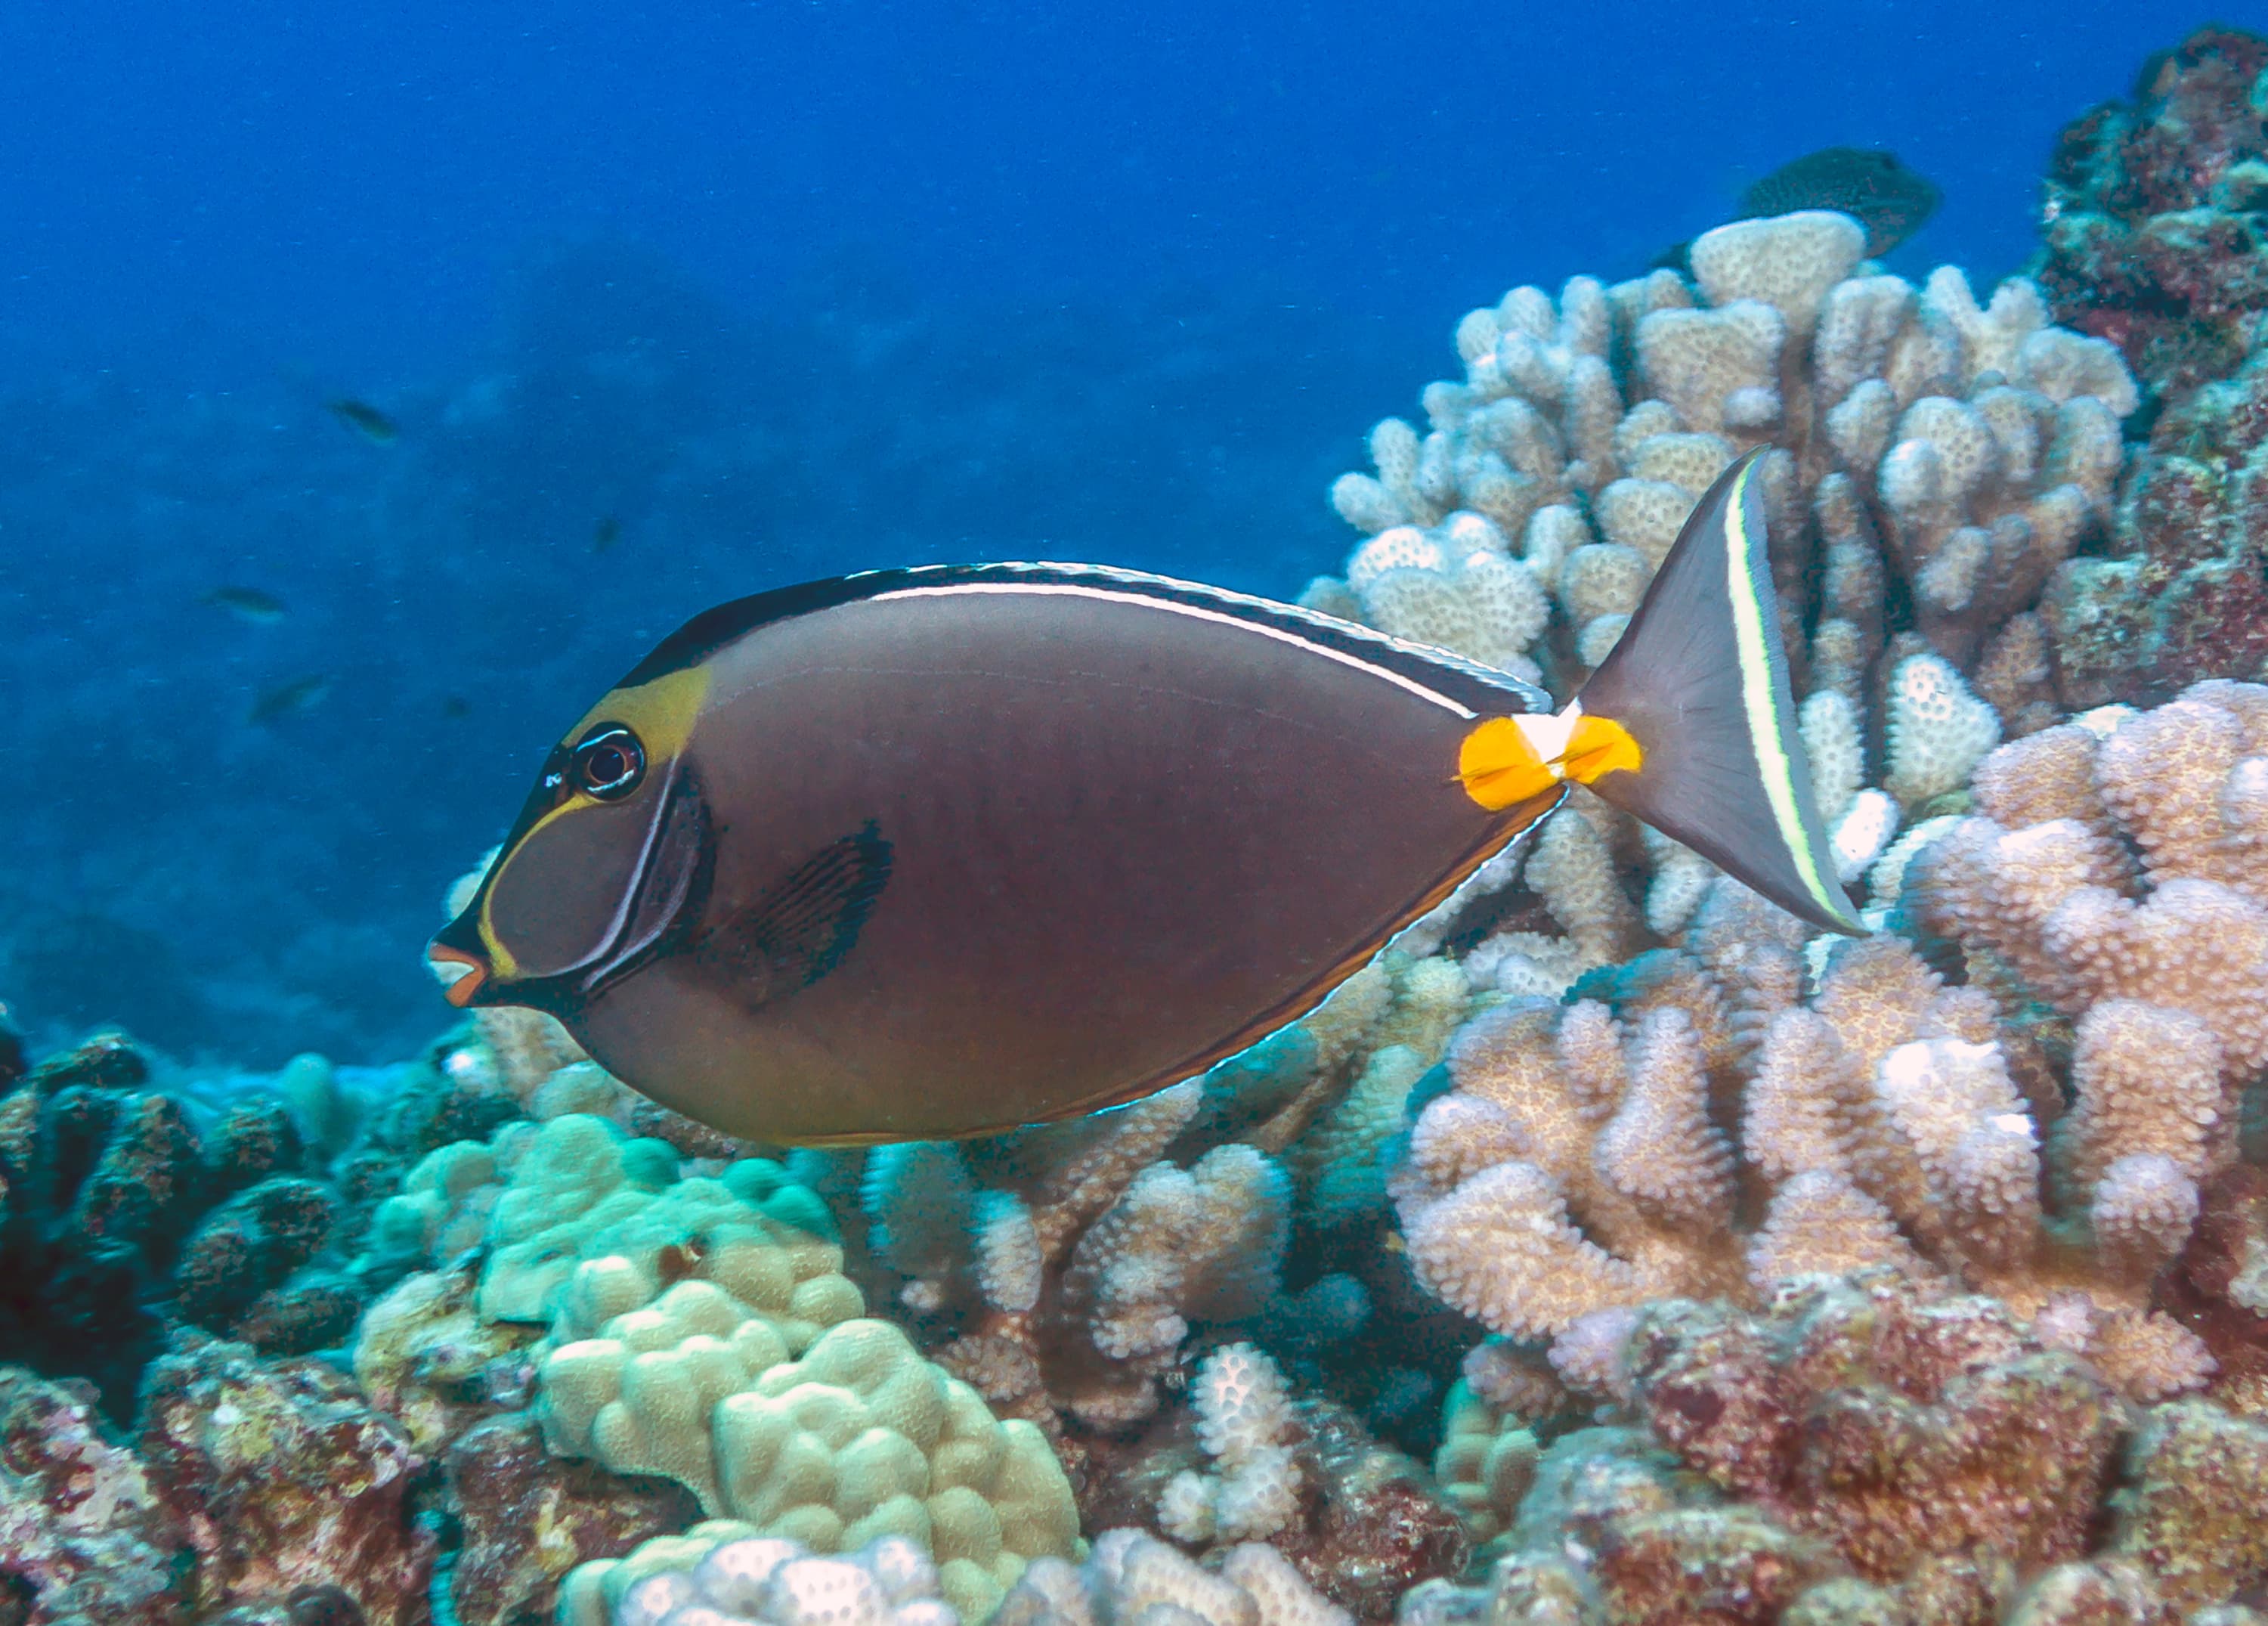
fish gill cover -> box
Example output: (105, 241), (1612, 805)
(6, 8), (2268, 1626)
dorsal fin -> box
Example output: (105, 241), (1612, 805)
(614, 560), (1555, 720)
(1573, 449), (1862, 935)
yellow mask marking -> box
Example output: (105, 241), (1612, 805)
(476, 663), (714, 982)
(1459, 704), (1644, 810)
(568, 664), (712, 763)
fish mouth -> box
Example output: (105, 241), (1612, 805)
(429, 941), (491, 1008)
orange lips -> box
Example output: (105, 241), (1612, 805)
(429, 943), (489, 1007)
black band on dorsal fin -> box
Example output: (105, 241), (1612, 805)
(614, 561), (1555, 720)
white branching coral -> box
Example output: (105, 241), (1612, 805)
(1307, 212), (2134, 701)
(1156, 1343), (1304, 1545)
(1391, 1001), (1744, 1340)
(1389, 687), (2268, 1408)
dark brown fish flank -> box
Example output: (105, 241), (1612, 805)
(551, 584), (1559, 1141)
(1737, 146), (1941, 255)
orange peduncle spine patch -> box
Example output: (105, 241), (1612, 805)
(1459, 716), (1558, 810)
(1459, 707), (1643, 810)
(1562, 713), (1643, 784)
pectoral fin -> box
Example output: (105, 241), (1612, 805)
(692, 822), (895, 1008)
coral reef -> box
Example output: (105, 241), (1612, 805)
(1310, 209), (2133, 704)
(840, 952), (1467, 1449)
(2032, 25), (2268, 410)
(2043, 336), (2268, 708)
(138, 1333), (435, 1626)
(1401, 1270), (2268, 1626)
(1077, 1363), (1467, 1621)
(356, 1113), (1077, 1620)
(2022, 26), (2268, 708)
(1391, 685), (2268, 1411)
(18, 38), (2268, 1626)
(566, 1525), (1357, 1626)
(1300, 213), (2135, 972)
(1158, 1344), (1304, 1546)
(0, 1033), (373, 1416)
(561, 1528), (966, 1626)
(446, 1413), (703, 1626)
(0, 1366), (184, 1626)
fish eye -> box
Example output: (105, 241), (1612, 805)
(572, 724), (645, 801)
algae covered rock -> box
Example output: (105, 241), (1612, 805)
(0, 1033), (371, 1417)
(136, 1333), (434, 1626)
(446, 1411), (703, 1626)
(0, 1365), (185, 1626)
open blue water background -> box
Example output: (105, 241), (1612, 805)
(0, 0), (2221, 1065)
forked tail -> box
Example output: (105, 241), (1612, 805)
(1457, 448), (1864, 936)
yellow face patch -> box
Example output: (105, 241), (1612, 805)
(566, 664), (713, 764)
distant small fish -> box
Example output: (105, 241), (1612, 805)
(249, 674), (333, 726)
(593, 515), (624, 554)
(1736, 147), (1941, 257)
(442, 695), (472, 720)
(1652, 145), (1943, 274)
(202, 586), (287, 624)
(326, 398), (400, 444)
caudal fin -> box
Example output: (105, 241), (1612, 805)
(1572, 448), (1864, 935)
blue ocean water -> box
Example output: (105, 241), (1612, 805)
(0, 0), (2219, 1067)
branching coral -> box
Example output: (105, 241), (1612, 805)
(1156, 1343), (1304, 1546)
(1390, 685), (2268, 1408)
(1401, 1270), (2268, 1625)
(837, 953), (1468, 1445)
(1310, 210), (2133, 699)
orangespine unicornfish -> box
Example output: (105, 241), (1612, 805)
(431, 448), (1859, 1144)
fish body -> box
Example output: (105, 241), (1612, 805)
(202, 586), (286, 624)
(1737, 147), (1940, 256)
(326, 398), (400, 443)
(434, 452), (1857, 1144)
(593, 515), (624, 553)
